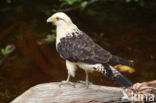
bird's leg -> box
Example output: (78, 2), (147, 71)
(78, 70), (92, 88)
(66, 73), (70, 81)
(59, 74), (75, 87)
(85, 70), (89, 88)
(59, 60), (76, 87)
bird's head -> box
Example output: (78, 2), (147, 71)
(47, 12), (73, 27)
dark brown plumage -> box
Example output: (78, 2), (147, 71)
(47, 12), (133, 88)
(57, 30), (132, 87)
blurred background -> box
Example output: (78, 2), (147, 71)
(0, 0), (156, 102)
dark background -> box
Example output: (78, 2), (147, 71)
(0, 0), (155, 102)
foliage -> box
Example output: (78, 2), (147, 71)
(65, 0), (82, 5)
(80, 1), (88, 9)
(1, 45), (10, 56)
(38, 29), (56, 44)
(0, 44), (16, 56)
(1, 0), (148, 18)
(59, 0), (145, 11)
(58, 0), (90, 11)
(125, 0), (144, 6)
(46, 34), (56, 40)
(46, 29), (56, 40)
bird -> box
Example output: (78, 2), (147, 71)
(47, 12), (133, 88)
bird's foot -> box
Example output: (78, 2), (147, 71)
(78, 80), (93, 85)
(78, 80), (93, 89)
(59, 80), (75, 87)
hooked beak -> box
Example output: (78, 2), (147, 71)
(47, 17), (53, 23)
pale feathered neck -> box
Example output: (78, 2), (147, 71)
(56, 23), (81, 45)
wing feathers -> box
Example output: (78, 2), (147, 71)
(57, 31), (112, 64)
(110, 55), (133, 67)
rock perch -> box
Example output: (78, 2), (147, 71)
(11, 82), (124, 103)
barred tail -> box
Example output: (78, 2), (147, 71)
(96, 64), (132, 87)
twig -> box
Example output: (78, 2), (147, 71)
(57, 0), (99, 12)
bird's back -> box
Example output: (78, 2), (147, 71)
(56, 30), (112, 64)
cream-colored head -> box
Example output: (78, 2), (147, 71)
(47, 12), (79, 45)
(47, 12), (74, 27)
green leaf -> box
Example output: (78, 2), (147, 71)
(46, 34), (56, 40)
(1, 48), (5, 55)
(81, 1), (88, 9)
(65, 0), (76, 5)
(1, 45), (10, 56)
(51, 34), (56, 39)
(65, 0), (81, 5)
(5, 45), (10, 54)
(46, 34), (53, 39)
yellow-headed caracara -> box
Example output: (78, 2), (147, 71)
(47, 12), (133, 88)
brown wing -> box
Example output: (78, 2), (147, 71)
(56, 31), (112, 64)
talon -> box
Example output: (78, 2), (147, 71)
(78, 80), (92, 88)
(59, 80), (75, 87)
(78, 80), (93, 85)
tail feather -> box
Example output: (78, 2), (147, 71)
(110, 55), (133, 67)
(101, 64), (132, 87)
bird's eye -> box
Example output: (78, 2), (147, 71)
(56, 17), (60, 20)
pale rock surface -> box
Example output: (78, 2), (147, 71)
(11, 82), (124, 103)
